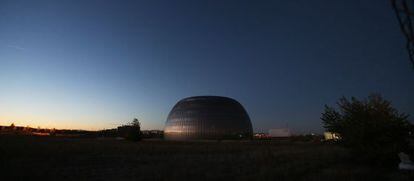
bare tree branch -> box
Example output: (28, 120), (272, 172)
(391, 0), (414, 68)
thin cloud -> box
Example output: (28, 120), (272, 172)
(7, 45), (25, 50)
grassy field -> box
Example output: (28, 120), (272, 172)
(0, 135), (413, 180)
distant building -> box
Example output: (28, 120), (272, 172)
(254, 133), (270, 139)
(324, 132), (340, 140)
(269, 128), (291, 137)
(141, 130), (163, 138)
(117, 125), (140, 138)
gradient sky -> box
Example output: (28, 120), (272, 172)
(0, 0), (413, 133)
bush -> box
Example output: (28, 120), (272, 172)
(321, 94), (412, 164)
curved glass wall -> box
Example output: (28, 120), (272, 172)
(164, 96), (253, 140)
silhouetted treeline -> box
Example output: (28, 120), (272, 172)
(0, 125), (163, 139)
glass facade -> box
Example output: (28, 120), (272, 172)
(164, 96), (253, 140)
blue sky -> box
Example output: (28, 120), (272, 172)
(0, 0), (413, 133)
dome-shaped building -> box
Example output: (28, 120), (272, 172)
(164, 96), (253, 140)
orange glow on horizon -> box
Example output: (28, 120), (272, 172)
(0, 118), (107, 131)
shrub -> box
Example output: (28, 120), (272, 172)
(321, 94), (412, 164)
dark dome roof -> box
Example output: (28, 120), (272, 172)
(164, 96), (253, 140)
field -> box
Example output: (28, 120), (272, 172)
(0, 135), (413, 181)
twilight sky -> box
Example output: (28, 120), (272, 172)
(0, 0), (413, 133)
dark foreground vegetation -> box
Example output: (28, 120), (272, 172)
(1, 135), (413, 181)
(322, 94), (414, 165)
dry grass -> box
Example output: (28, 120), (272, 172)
(0, 135), (413, 180)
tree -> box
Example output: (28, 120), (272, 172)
(391, 0), (414, 68)
(321, 94), (412, 163)
(131, 118), (140, 127)
(128, 118), (142, 141)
